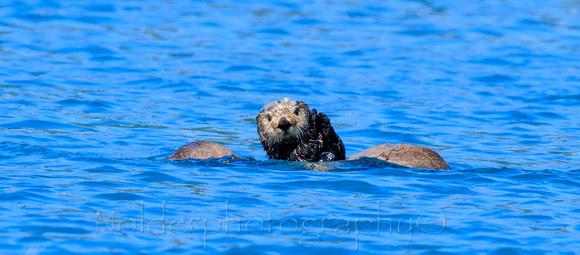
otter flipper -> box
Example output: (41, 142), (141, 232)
(165, 141), (235, 160)
(288, 109), (322, 162)
(316, 112), (346, 161)
(347, 143), (450, 170)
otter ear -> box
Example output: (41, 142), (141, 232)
(256, 113), (262, 124)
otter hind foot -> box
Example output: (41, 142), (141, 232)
(347, 143), (449, 170)
(165, 141), (234, 160)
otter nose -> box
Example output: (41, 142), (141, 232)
(277, 118), (291, 131)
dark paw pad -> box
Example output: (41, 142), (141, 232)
(316, 112), (332, 136)
(310, 109), (318, 125)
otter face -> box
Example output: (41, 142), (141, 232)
(256, 98), (310, 148)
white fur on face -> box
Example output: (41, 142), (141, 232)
(256, 98), (310, 147)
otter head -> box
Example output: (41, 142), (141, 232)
(256, 98), (310, 158)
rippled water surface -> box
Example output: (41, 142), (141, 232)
(1, 0), (579, 254)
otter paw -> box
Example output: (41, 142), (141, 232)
(308, 109), (318, 133)
(315, 111), (346, 161)
(290, 132), (322, 162)
(319, 152), (336, 162)
(316, 112), (332, 137)
(287, 109), (322, 162)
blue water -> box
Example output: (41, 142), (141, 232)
(1, 0), (579, 254)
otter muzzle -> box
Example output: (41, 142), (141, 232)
(277, 118), (291, 131)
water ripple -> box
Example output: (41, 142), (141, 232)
(94, 192), (147, 201)
(0, 0), (578, 253)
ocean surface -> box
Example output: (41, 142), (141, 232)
(1, 0), (579, 254)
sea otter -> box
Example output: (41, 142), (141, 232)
(256, 98), (346, 162)
(166, 98), (449, 170)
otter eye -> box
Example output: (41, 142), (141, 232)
(293, 108), (300, 115)
(267, 114), (272, 121)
